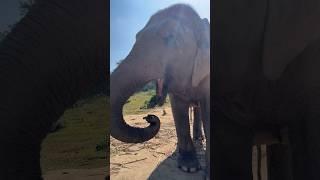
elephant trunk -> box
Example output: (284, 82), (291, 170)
(110, 59), (161, 143)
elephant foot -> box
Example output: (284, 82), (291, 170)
(193, 135), (204, 142)
(177, 151), (200, 173)
(193, 135), (204, 141)
(205, 166), (210, 180)
(193, 139), (204, 149)
(193, 130), (204, 142)
(193, 135), (205, 148)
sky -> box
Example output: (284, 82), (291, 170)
(110, 0), (210, 72)
(0, 0), (210, 72)
(0, 0), (22, 32)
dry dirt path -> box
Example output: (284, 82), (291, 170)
(110, 107), (207, 180)
(43, 106), (267, 180)
(43, 167), (107, 180)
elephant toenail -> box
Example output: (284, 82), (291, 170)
(181, 166), (188, 172)
(190, 167), (197, 172)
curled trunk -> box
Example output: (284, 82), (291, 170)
(110, 60), (161, 143)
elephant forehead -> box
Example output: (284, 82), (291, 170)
(140, 4), (202, 37)
(141, 18), (191, 37)
(147, 4), (201, 26)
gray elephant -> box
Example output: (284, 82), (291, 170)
(110, 4), (210, 178)
(191, 103), (204, 141)
(155, 78), (204, 141)
(0, 0), (107, 179)
(213, 0), (320, 179)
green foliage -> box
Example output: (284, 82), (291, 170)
(139, 100), (150, 110)
(123, 90), (155, 115)
(123, 90), (169, 115)
(141, 81), (156, 92)
(139, 95), (160, 109)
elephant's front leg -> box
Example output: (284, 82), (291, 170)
(213, 110), (253, 180)
(193, 105), (204, 141)
(290, 108), (320, 180)
(267, 144), (293, 180)
(200, 98), (210, 180)
(170, 94), (200, 172)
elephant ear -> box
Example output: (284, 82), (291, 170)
(262, 0), (320, 80)
(192, 18), (210, 87)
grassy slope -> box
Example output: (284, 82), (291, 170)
(41, 95), (109, 172)
(40, 90), (168, 173)
(123, 90), (170, 115)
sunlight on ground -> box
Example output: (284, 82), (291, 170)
(123, 90), (170, 115)
(41, 96), (108, 172)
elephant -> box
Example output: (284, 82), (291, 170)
(191, 103), (204, 141)
(0, 0), (107, 179)
(110, 4), (210, 178)
(267, 143), (293, 180)
(154, 78), (204, 141)
(145, 79), (168, 109)
(213, 0), (320, 179)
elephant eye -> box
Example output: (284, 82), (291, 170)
(163, 34), (176, 47)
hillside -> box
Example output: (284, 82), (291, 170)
(41, 95), (108, 173)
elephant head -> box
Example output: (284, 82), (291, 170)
(111, 4), (210, 143)
(214, 0), (320, 92)
(262, 0), (320, 80)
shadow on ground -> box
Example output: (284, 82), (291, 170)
(110, 106), (207, 180)
(148, 148), (206, 180)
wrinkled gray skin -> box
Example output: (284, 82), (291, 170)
(0, 1), (106, 179)
(155, 79), (204, 141)
(110, 4), (210, 178)
(192, 105), (204, 141)
(214, 0), (320, 179)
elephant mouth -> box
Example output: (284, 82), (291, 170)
(147, 78), (168, 108)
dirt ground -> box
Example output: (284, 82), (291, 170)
(109, 106), (269, 180)
(42, 106), (268, 180)
(110, 106), (207, 180)
(43, 167), (107, 180)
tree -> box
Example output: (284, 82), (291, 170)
(0, 0), (36, 42)
(19, 0), (36, 17)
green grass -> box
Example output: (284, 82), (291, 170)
(40, 95), (109, 172)
(123, 90), (170, 115)
(39, 90), (168, 173)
